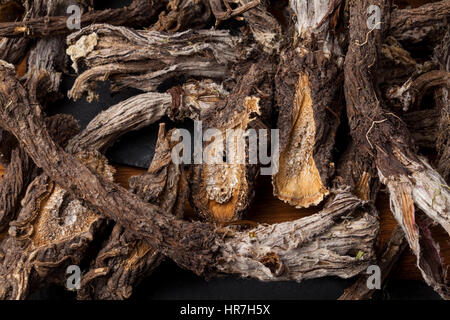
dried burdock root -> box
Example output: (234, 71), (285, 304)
(22, 0), (91, 103)
(0, 60), (378, 284)
(67, 79), (228, 154)
(0, 1), (28, 64)
(0, 78), (224, 299)
(345, 0), (450, 299)
(65, 80), (223, 298)
(402, 109), (439, 149)
(208, 0), (260, 26)
(130, 124), (189, 217)
(216, 190), (379, 281)
(238, 0), (281, 54)
(66, 24), (252, 100)
(78, 124), (187, 300)
(273, 0), (344, 209)
(77, 224), (164, 300)
(339, 226), (407, 300)
(434, 27), (450, 182)
(0, 114), (79, 233)
(386, 70), (450, 112)
(0, 36), (28, 63)
(151, 0), (213, 32)
(0, 151), (114, 300)
(389, 0), (450, 44)
(151, 0), (281, 53)
(0, 0), (167, 38)
(0, 147), (33, 233)
(436, 85), (450, 182)
(189, 61), (275, 222)
(67, 70), (248, 223)
(67, 92), (173, 153)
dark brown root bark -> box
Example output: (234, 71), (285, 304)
(0, 0), (166, 38)
(0, 0), (448, 300)
(345, 0), (450, 299)
(208, 0), (260, 26)
(434, 27), (450, 182)
(189, 61), (273, 222)
(151, 0), (213, 32)
(0, 61), (378, 293)
(66, 24), (253, 100)
(389, 0), (450, 44)
(76, 224), (164, 300)
(0, 147), (34, 233)
(0, 114), (79, 233)
(0, 151), (113, 300)
(78, 124), (186, 300)
(386, 70), (450, 111)
(273, 0), (343, 209)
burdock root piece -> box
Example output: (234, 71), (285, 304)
(78, 124), (188, 300)
(344, 0), (450, 299)
(273, 0), (344, 209)
(0, 60), (378, 289)
(66, 24), (254, 100)
(0, 151), (114, 300)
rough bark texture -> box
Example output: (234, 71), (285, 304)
(338, 226), (407, 300)
(0, 1), (27, 64)
(273, 0), (344, 208)
(0, 61), (378, 292)
(0, 0), (166, 38)
(23, 0), (88, 105)
(0, 151), (114, 300)
(151, 0), (213, 32)
(0, 114), (79, 233)
(67, 79), (228, 154)
(0, 0), (448, 300)
(389, 0), (450, 43)
(216, 190), (379, 281)
(66, 24), (253, 100)
(434, 27), (450, 182)
(78, 124), (186, 300)
(189, 60), (274, 222)
(76, 223), (164, 300)
(345, 0), (450, 299)
(239, 0), (282, 53)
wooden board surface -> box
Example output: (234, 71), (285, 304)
(111, 165), (450, 281)
(0, 163), (449, 281)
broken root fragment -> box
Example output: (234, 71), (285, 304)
(190, 62), (274, 222)
(273, 1), (343, 209)
(66, 24), (252, 99)
(274, 73), (330, 208)
(0, 0), (166, 38)
(345, 0), (450, 299)
(0, 151), (114, 300)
